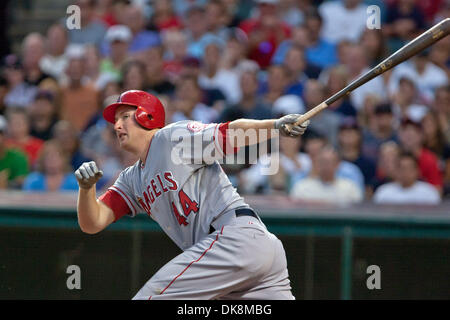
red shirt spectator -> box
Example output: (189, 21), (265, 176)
(418, 147), (443, 188)
(5, 108), (44, 167)
(239, 0), (291, 68)
(399, 118), (443, 192)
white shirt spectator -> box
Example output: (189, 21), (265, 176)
(40, 54), (68, 81)
(388, 61), (449, 104)
(241, 152), (312, 194)
(171, 103), (219, 124)
(290, 176), (363, 204)
(318, 1), (368, 44)
(373, 181), (441, 205)
(350, 67), (386, 110)
(199, 69), (241, 105)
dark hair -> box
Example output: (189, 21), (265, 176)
(398, 151), (419, 167)
(304, 7), (323, 24)
(374, 103), (393, 115)
(120, 59), (148, 90)
(185, 5), (205, 18)
(35, 90), (55, 103)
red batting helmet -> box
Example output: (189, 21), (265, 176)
(103, 90), (165, 130)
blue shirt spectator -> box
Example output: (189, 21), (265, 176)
(23, 172), (79, 192)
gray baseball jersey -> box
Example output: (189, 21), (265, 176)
(107, 120), (248, 250)
(100, 120), (294, 299)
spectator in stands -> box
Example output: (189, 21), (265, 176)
(239, 0), (291, 69)
(96, 0), (130, 27)
(444, 148), (450, 198)
(292, 132), (364, 193)
(179, 56), (227, 108)
(22, 140), (78, 192)
(281, 45), (309, 98)
(162, 30), (189, 83)
(260, 64), (291, 106)
(345, 44), (385, 110)
(28, 90), (59, 141)
(148, 0), (183, 31)
(421, 109), (450, 159)
(51, 120), (91, 170)
(60, 50), (99, 133)
(219, 69), (272, 122)
(337, 117), (376, 195)
(183, 5), (223, 59)
(324, 65), (357, 117)
(218, 28), (259, 78)
(199, 40), (240, 105)
(122, 5), (162, 55)
(272, 95), (305, 118)
(100, 25), (133, 82)
(434, 85), (450, 145)
(277, 0), (304, 27)
(120, 60), (147, 92)
(384, 0), (426, 52)
(2, 54), (37, 109)
(303, 79), (341, 147)
(171, 75), (219, 123)
(240, 130), (311, 195)
(142, 46), (175, 96)
(205, 0), (230, 41)
(388, 51), (448, 105)
(0, 115), (29, 189)
(67, 0), (107, 47)
(360, 29), (388, 67)
(428, 35), (450, 80)
(290, 145), (363, 204)
(5, 108), (44, 168)
(22, 33), (54, 87)
(272, 25), (322, 79)
(391, 76), (428, 122)
(373, 151), (441, 205)
(301, 8), (338, 69)
(372, 141), (401, 192)
(318, 0), (368, 44)
(398, 118), (443, 193)
(84, 44), (116, 91)
(362, 103), (398, 163)
(0, 75), (7, 115)
(40, 24), (69, 82)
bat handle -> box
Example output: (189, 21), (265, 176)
(293, 102), (329, 126)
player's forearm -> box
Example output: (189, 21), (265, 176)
(77, 186), (103, 234)
(228, 119), (277, 147)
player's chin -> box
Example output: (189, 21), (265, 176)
(118, 135), (129, 147)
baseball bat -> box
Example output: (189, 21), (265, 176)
(293, 17), (450, 126)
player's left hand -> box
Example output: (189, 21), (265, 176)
(274, 114), (310, 137)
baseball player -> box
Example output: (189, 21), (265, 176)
(75, 90), (309, 299)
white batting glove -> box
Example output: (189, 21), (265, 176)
(75, 161), (103, 190)
(274, 114), (310, 137)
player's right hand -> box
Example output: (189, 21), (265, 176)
(274, 114), (310, 137)
(75, 161), (103, 190)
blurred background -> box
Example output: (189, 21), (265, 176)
(0, 0), (449, 299)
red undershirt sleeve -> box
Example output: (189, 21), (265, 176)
(98, 189), (132, 222)
(217, 122), (240, 155)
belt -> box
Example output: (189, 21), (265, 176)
(209, 208), (260, 234)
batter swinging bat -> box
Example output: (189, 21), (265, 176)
(292, 18), (450, 126)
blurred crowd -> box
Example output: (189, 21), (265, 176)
(0, 0), (449, 206)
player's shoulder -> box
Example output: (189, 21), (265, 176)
(118, 160), (140, 178)
(161, 120), (216, 135)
